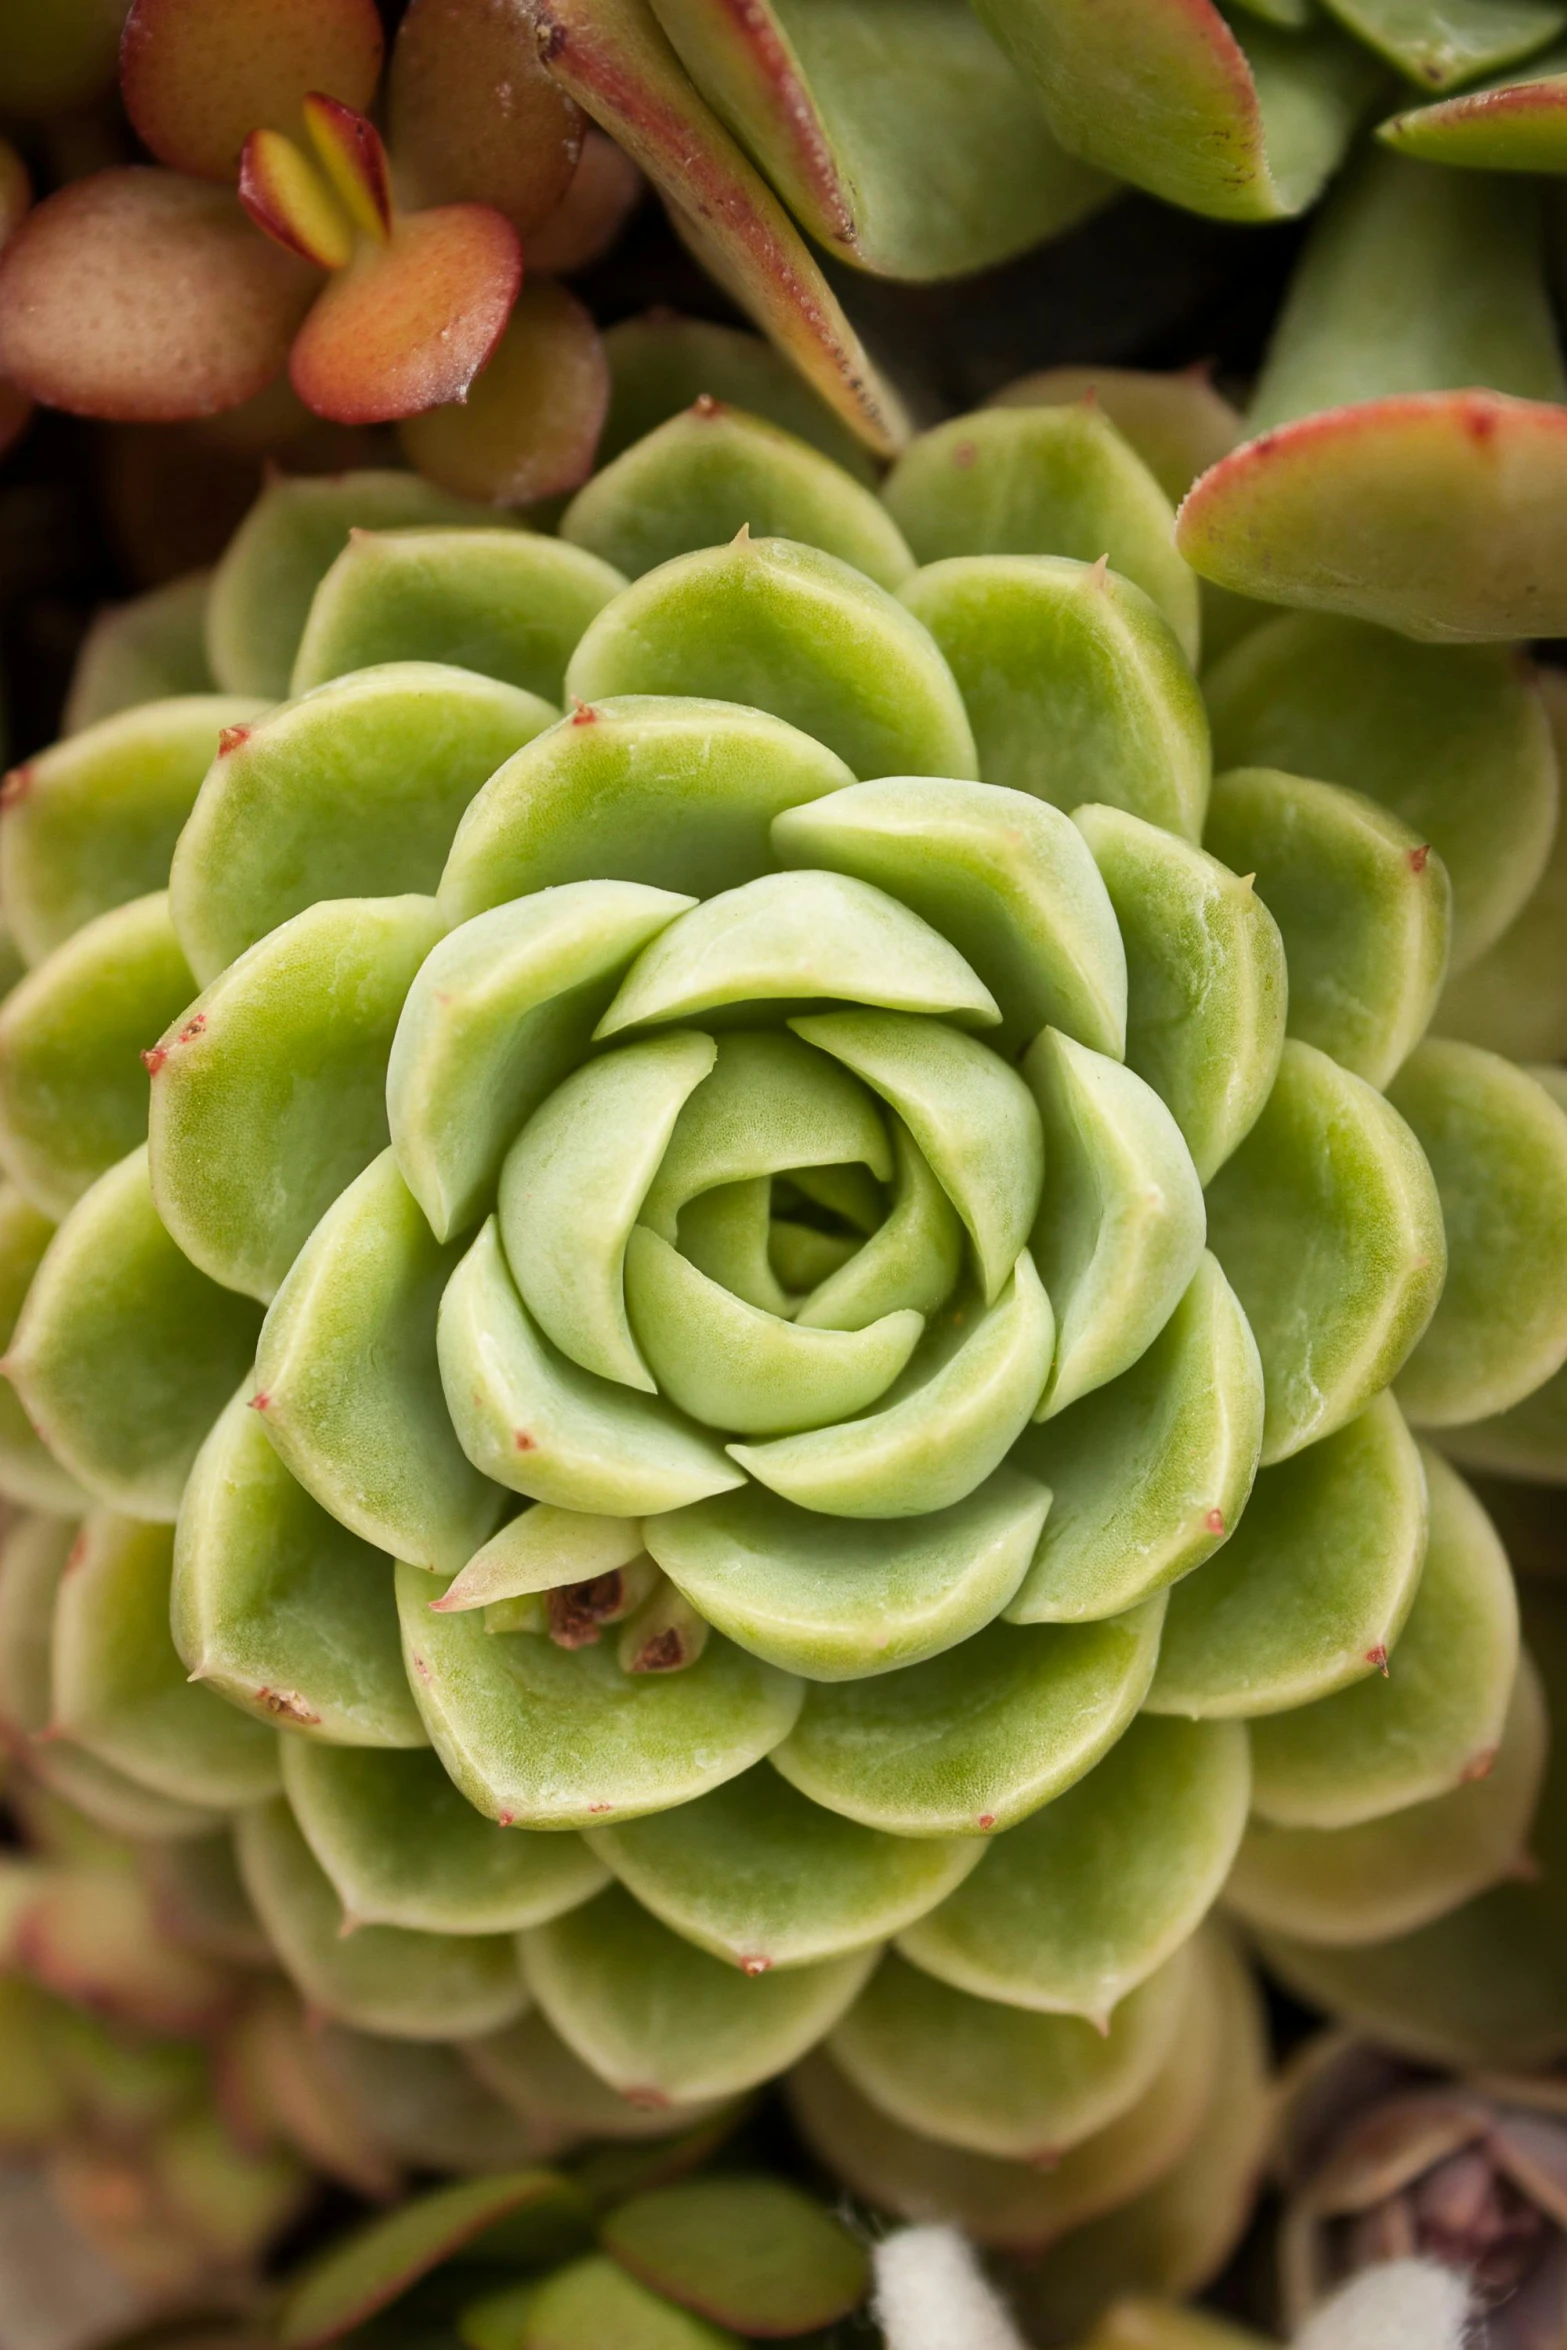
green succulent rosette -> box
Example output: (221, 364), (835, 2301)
(1, 347), (1564, 2291)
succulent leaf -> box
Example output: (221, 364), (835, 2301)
(397, 280), (611, 508)
(120, 0), (384, 181)
(64, 572), (215, 734)
(1378, 45), (1567, 164)
(386, 0), (584, 235)
(468, 2007), (733, 2142)
(1316, 0), (1564, 93)
(599, 2173), (869, 2332)
(598, 314), (877, 482)
(0, 1195), (86, 1511)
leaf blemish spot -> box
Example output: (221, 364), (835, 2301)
(741, 1955), (771, 1977)
(1408, 844), (1430, 873)
(1366, 1644), (1389, 1676)
(570, 699), (598, 725)
(141, 1046), (168, 1075)
(218, 725), (252, 756)
(1204, 1507), (1225, 1535)
(977, 1812), (995, 1830)
(248, 1391), (270, 1412)
(514, 1429), (537, 1451)
(952, 440), (977, 469)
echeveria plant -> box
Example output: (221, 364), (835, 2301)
(1, 331), (1564, 2330)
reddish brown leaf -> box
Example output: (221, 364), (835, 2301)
(289, 202), (521, 423)
(528, 0), (908, 457)
(302, 92), (392, 238)
(387, 0), (584, 235)
(400, 276), (608, 503)
(528, 129), (644, 274)
(121, 0), (384, 181)
(240, 127), (354, 266)
(0, 169), (319, 422)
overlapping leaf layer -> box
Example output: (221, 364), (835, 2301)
(2, 353), (1563, 2305)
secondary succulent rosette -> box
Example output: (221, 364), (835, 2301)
(1, 329), (1565, 2328)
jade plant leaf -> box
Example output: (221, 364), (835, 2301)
(238, 1798), (528, 2041)
(586, 1763), (982, 1971)
(564, 537), (978, 783)
(120, 0), (385, 182)
(600, 2174), (869, 2333)
(772, 1599), (1165, 1836)
(1146, 1390), (1427, 1717)
(1248, 1447), (1520, 1826)
(521, 1883), (876, 2103)
(395, 1561), (801, 1829)
(386, 0), (585, 234)
(897, 1715), (1249, 2022)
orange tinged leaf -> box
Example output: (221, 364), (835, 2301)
(528, 129), (644, 274)
(387, 0), (585, 235)
(289, 203), (522, 423)
(302, 92), (392, 240)
(400, 276), (609, 502)
(0, 169), (318, 422)
(121, 0), (384, 181)
(240, 127), (354, 267)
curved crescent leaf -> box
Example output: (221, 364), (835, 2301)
(7, 1148), (261, 1521)
(170, 664), (556, 985)
(1073, 805), (1285, 1184)
(565, 538), (977, 785)
(562, 403), (915, 588)
(237, 1798), (527, 2041)
(396, 1560), (801, 1829)
(1178, 393), (1567, 644)
(394, 885), (696, 1247)
(256, 1151), (504, 1574)
(1325, 0), (1565, 88)
(827, 1943), (1191, 2163)
(174, 1386), (429, 1746)
(1389, 1041), (1567, 1428)
(150, 895), (443, 1302)
(280, 1740), (608, 1935)
(0, 892), (194, 1220)
(1379, 54), (1567, 168)
(646, 1469), (1049, 1681)
(988, 366), (1245, 506)
(291, 528), (626, 705)
(51, 1513), (280, 1808)
(1024, 1029), (1207, 1419)
(1008, 1252), (1263, 1624)
(772, 1599), (1165, 1837)
(898, 1716), (1247, 2023)
(1145, 1390), (1428, 1718)
(587, 1764), (983, 1972)
(439, 697), (854, 931)
(1248, 1447), (1520, 1827)
(526, 0), (909, 457)
(1, 695), (265, 967)
(1203, 1040), (1446, 1464)
(522, 1883), (875, 2102)
(774, 777), (1127, 1061)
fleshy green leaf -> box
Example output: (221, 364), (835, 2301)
(1, 695), (265, 968)
(170, 664), (556, 985)
(280, 1741), (608, 1934)
(174, 1387), (429, 1745)
(395, 1561), (801, 1829)
(772, 1599), (1165, 1836)
(1249, 1446), (1521, 1827)
(51, 1512), (279, 1807)
(1073, 805), (1285, 1185)
(469, 2007), (733, 2142)
(7, 1148), (260, 1521)
(1389, 1041), (1567, 1427)
(1378, 49), (1567, 167)
(470, 2256), (738, 2350)
(564, 538), (977, 783)
(1203, 1040), (1445, 1463)
(0, 1191), (84, 1511)
(1205, 767), (1450, 1089)
(586, 1763), (982, 1972)
(238, 1797), (527, 2041)
(522, 1883), (875, 2102)
(292, 530), (626, 704)
(562, 404), (914, 588)
(886, 409), (1199, 664)
(1009, 1253), (1262, 1624)
(207, 470), (505, 700)
(1437, 677), (1567, 1064)
(898, 1715), (1247, 2020)
(256, 1152), (504, 1574)
(599, 315), (877, 482)
(64, 571), (215, 735)
(600, 2174), (869, 2333)
(1145, 1390), (1427, 1717)
(1319, 0), (1565, 88)
(827, 1941), (1191, 2161)
(988, 367), (1244, 507)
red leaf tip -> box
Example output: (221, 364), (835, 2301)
(217, 723), (252, 755)
(1366, 1644), (1390, 1676)
(141, 1046), (168, 1075)
(740, 1955), (771, 1977)
(977, 1813), (996, 1830)
(1204, 1507), (1225, 1535)
(1409, 844), (1431, 873)
(570, 698), (597, 725)
(0, 762), (34, 806)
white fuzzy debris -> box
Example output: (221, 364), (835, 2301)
(872, 2225), (1030, 2350)
(1295, 2259), (1471, 2350)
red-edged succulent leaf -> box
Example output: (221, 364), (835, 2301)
(241, 128), (354, 266)
(1177, 392), (1567, 641)
(527, 129), (644, 275)
(302, 93), (392, 238)
(1379, 55), (1567, 168)
(289, 202), (522, 424)
(968, 0), (1379, 222)
(529, 0), (908, 456)
(399, 276), (608, 502)
(121, 0), (384, 181)
(0, 139), (31, 248)
(0, 168), (318, 422)
(387, 0), (584, 236)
